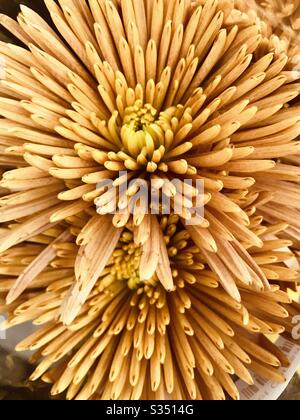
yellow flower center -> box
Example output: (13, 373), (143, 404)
(104, 100), (192, 174)
(99, 232), (158, 291)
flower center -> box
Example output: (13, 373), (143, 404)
(106, 100), (183, 173)
(97, 217), (194, 293)
(99, 232), (159, 291)
(112, 241), (158, 290)
(122, 103), (158, 130)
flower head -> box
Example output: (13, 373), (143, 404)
(1, 215), (298, 400)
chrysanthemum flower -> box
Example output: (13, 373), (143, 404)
(247, 0), (300, 32)
(0, 215), (299, 400)
(0, 0), (299, 400)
